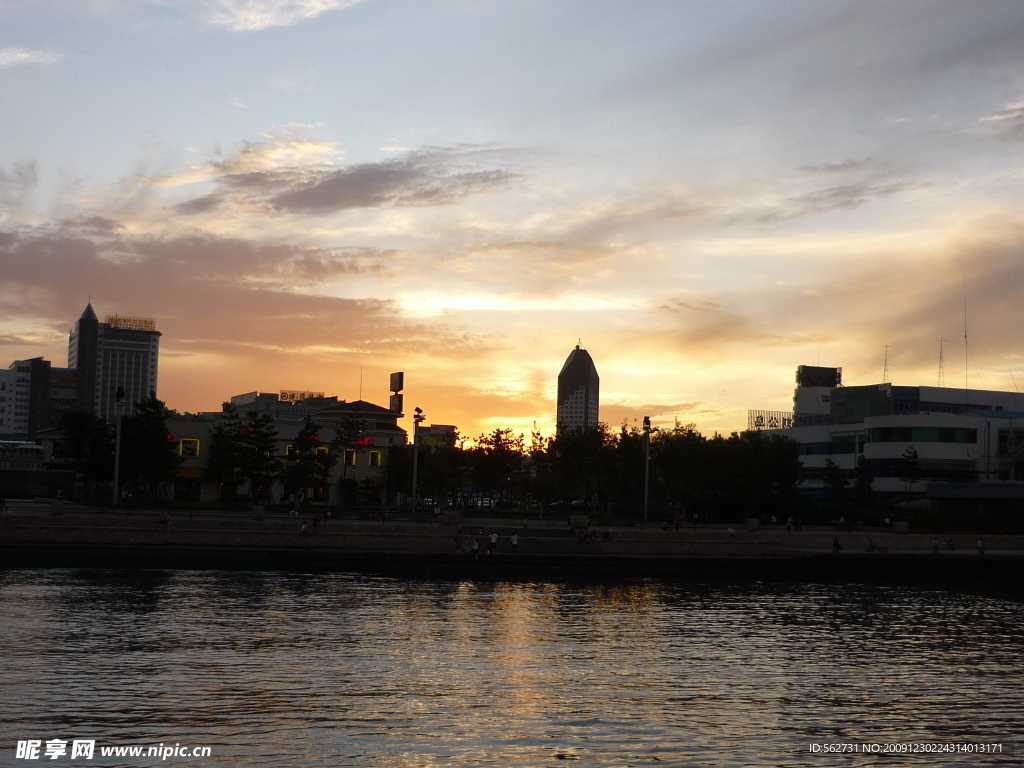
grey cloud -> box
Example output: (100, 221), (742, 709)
(175, 193), (223, 215)
(0, 160), (37, 213)
(798, 157), (875, 173)
(982, 102), (1024, 141)
(658, 300), (723, 314)
(172, 144), (522, 217)
(270, 157), (516, 214)
(610, 1), (1024, 142)
(757, 180), (914, 222)
(67, 215), (124, 233)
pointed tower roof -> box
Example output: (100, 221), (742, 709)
(80, 303), (97, 322)
(559, 344), (596, 377)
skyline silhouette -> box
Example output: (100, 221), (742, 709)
(3, 2), (1024, 438)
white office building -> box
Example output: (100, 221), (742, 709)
(750, 365), (1024, 501)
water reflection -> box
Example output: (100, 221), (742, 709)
(0, 571), (1021, 766)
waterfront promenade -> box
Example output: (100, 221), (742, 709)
(3, 500), (1023, 594)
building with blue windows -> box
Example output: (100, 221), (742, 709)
(749, 365), (1024, 501)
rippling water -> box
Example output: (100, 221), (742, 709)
(1, 570), (1022, 767)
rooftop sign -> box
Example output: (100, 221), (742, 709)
(105, 315), (157, 331)
(280, 390), (325, 403)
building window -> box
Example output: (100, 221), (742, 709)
(316, 446), (329, 455)
(179, 438), (200, 458)
(866, 427), (977, 444)
(368, 450), (382, 468)
(345, 449), (357, 466)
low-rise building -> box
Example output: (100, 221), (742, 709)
(166, 392), (409, 504)
(749, 365), (1024, 502)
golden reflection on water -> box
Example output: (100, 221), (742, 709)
(0, 571), (1022, 767)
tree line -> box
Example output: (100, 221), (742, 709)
(56, 399), (805, 519)
(391, 422), (802, 521)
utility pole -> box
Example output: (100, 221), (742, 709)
(410, 406), (425, 513)
(112, 387), (125, 506)
(642, 416), (657, 523)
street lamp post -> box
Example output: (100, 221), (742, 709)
(642, 416), (658, 523)
(410, 406), (425, 513)
(112, 387), (126, 507)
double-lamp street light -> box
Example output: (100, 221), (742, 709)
(410, 406), (425, 512)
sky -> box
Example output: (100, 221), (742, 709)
(3, 0), (1024, 439)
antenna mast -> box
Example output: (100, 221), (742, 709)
(938, 338), (945, 388)
(964, 276), (969, 404)
(882, 345), (891, 384)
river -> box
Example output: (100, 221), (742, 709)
(1, 570), (1021, 766)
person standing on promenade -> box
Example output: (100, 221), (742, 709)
(832, 535), (842, 553)
(977, 540), (985, 556)
(786, 515), (793, 533)
(931, 537), (940, 555)
(489, 531), (498, 554)
(472, 539), (480, 559)
(511, 533), (519, 552)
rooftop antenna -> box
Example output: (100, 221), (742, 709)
(938, 338), (945, 388)
(964, 275), (969, 405)
(882, 345), (891, 384)
(359, 366), (363, 401)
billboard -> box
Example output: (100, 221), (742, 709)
(280, 390), (325, 403)
(747, 410), (794, 431)
(105, 315), (157, 332)
(390, 371), (404, 392)
(389, 393), (404, 413)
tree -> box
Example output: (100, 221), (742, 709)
(822, 458), (847, 504)
(650, 427), (799, 522)
(525, 427), (556, 511)
(899, 444), (921, 492)
(549, 425), (614, 512)
(853, 455), (874, 505)
(58, 411), (115, 501)
(281, 416), (325, 506)
(419, 428), (466, 511)
(205, 405), (246, 501)
(608, 422), (645, 515)
(238, 410), (281, 502)
(119, 393), (182, 503)
(328, 415), (363, 511)
(466, 429), (526, 508)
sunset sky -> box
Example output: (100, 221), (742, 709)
(4, 1), (1024, 439)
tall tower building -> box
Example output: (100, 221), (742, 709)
(68, 304), (161, 421)
(556, 344), (599, 433)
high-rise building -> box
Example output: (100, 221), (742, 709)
(0, 360), (32, 437)
(68, 303), (161, 421)
(556, 344), (599, 432)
